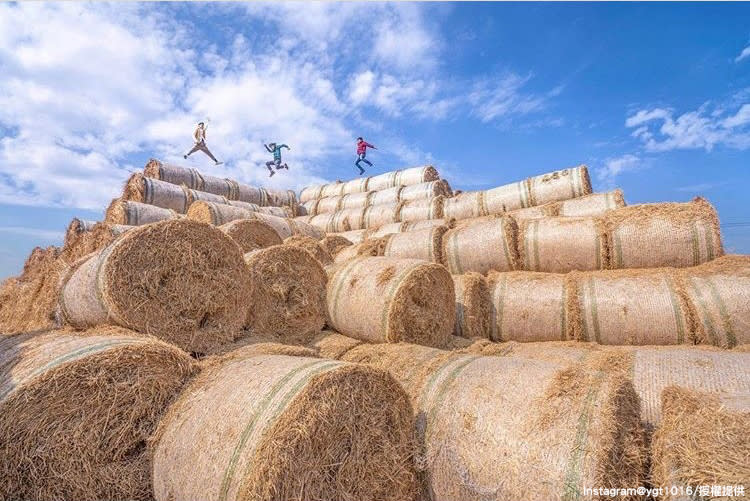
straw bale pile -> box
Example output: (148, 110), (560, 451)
(0, 327), (196, 501)
(219, 219), (282, 253)
(332, 229), (367, 244)
(152, 349), (419, 501)
(283, 235), (333, 265)
(399, 196), (444, 222)
(332, 238), (384, 264)
(326, 257), (454, 346)
(123, 173), (190, 213)
(58, 219), (251, 353)
(106, 199), (181, 226)
(441, 216), (517, 274)
(526, 165), (592, 206)
(517, 216), (607, 272)
(61, 219), (131, 264)
(363, 203), (403, 229)
(318, 235), (353, 257)
(144, 158), (202, 190)
(381, 225), (447, 263)
(452, 272), (490, 338)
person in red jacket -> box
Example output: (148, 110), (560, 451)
(355, 137), (376, 175)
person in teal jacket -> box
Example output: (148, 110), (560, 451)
(264, 142), (290, 177)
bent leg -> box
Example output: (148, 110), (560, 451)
(185, 144), (202, 157)
(199, 144), (219, 163)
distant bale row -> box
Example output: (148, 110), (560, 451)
(299, 165), (440, 202)
(144, 158), (296, 208)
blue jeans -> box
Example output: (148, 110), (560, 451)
(355, 153), (372, 169)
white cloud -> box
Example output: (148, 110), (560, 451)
(625, 101), (750, 152)
(468, 74), (546, 123)
(372, 3), (439, 71)
(595, 154), (640, 187)
(349, 71), (376, 105)
(735, 45), (750, 63)
(0, 226), (64, 241)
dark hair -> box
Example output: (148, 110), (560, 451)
(198, 122), (205, 126)
(357, 137), (363, 141)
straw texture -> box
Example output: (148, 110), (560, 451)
(555, 189), (626, 217)
(219, 219), (283, 253)
(123, 173), (189, 213)
(332, 238), (384, 264)
(144, 159), (203, 190)
(319, 235), (354, 257)
(105, 199), (180, 226)
(299, 185), (324, 203)
(517, 217), (607, 272)
(381, 226), (447, 263)
(187, 201), (253, 225)
(400, 180), (451, 202)
(442, 191), (486, 221)
(527, 165), (592, 206)
(453, 272), (490, 338)
(367, 222), (407, 238)
(399, 196), (444, 223)
(314, 195), (343, 214)
(320, 181), (345, 198)
(339, 191), (373, 210)
(264, 188), (297, 207)
(331, 207), (367, 232)
(283, 235), (333, 265)
(326, 257), (454, 346)
(200, 173), (233, 198)
(441, 217), (517, 275)
(341, 177), (370, 194)
(332, 229), (367, 245)
(484, 181), (532, 213)
(363, 203), (403, 229)
(369, 185), (403, 206)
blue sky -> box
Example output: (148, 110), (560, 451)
(1, 2), (749, 279)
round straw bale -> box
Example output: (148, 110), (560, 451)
(367, 170), (398, 191)
(483, 180), (532, 213)
(185, 187), (229, 206)
(333, 229), (366, 245)
(363, 203), (403, 228)
(299, 184), (324, 203)
(264, 188), (297, 207)
(264, 214), (323, 240)
(62, 218), (97, 261)
(330, 207), (366, 232)
(59, 219), (251, 353)
(442, 191), (487, 220)
(288, 217), (325, 239)
(367, 221), (407, 238)
(517, 216), (607, 272)
(527, 165), (592, 206)
(332, 238), (384, 264)
(205, 336), (320, 358)
(441, 216), (517, 275)
(571, 268), (695, 345)
(305, 212), (336, 232)
(507, 203), (558, 221)
(231, 181), (267, 205)
(0, 328), (196, 501)
(340, 190), (373, 209)
(381, 225), (447, 263)
(650, 386), (750, 500)
(339, 344), (646, 501)
(319, 235), (353, 257)
(62, 221), (133, 264)
(399, 196), (444, 222)
(554, 189), (625, 217)
(680, 255), (750, 348)
(219, 219), (282, 253)
(143, 158), (203, 190)
(313, 194), (343, 214)
(256, 205), (292, 218)
(299, 198), (319, 216)
(243, 245), (327, 342)
(393, 165), (440, 186)
(123, 172), (190, 213)
(489, 271), (573, 342)
(404, 218), (456, 231)
(453, 272), (490, 338)
(227, 199), (261, 212)
(605, 198), (723, 269)
(400, 180), (450, 202)
(326, 256), (454, 346)
(105, 199), (180, 226)
(199, 173), (233, 198)
(320, 181), (345, 198)
(186, 200), (253, 225)
(283, 235), (333, 265)
(309, 330), (364, 359)
(152, 351), (418, 501)
(369, 185), (403, 206)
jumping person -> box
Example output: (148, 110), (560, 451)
(264, 142), (290, 177)
(184, 122), (223, 165)
(355, 137), (376, 175)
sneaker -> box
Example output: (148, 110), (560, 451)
(183, 155), (188, 159)
(358, 166), (365, 175)
(269, 170), (275, 177)
(283, 163), (289, 170)
(215, 161), (224, 166)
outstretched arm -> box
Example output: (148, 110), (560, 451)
(365, 142), (376, 149)
(264, 144), (273, 153)
(280, 144), (290, 151)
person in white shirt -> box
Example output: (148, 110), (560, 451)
(184, 122), (222, 165)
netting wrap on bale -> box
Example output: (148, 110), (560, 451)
(517, 217), (607, 273)
(507, 204), (556, 221)
(312, 195), (342, 215)
(326, 256), (454, 346)
(318, 235), (353, 258)
(441, 217), (517, 275)
(333, 229), (367, 245)
(283, 235), (333, 266)
(58, 219), (251, 354)
(243, 245), (327, 343)
(0, 328), (196, 501)
(320, 181), (345, 198)
(339, 191), (373, 210)
(442, 191), (487, 221)
(605, 198), (723, 269)
(483, 180), (532, 213)
(144, 159), (203, 190)
(527, 165), (592, 206)
(106, 199), (181, 226)
(453, 272), (490, 338)
(367, 222), (407, 238)
(363, 203), (403, 229)
(227, 200), (261, 212)
(227, 179), (268, 206)
(399, 196), (444, 223)
(338, 343), (645, 501)
(400, 180), (451, 202)
(152, 351), (418, 501)
(299, 184), (324, 203)
(572, 269), (695, 346)
(185, 188), (229, 206)
(681, 255), (750, 348)
(555, 189), (626, 217)
(264, 188), (297, 207)
(219, 219), (282, 253)
(341, 176), (370, 194)
(187, 201), (253, 226)
(124, 173), (190, 213)
(381, 226), (447, 263)
(332, 238), (383, 264)
(369, 185), (404, 206)
(489, 271), (572, 342)
(199, 173), (233, 198)
(405, 218), (455, 231)
(331, 207), (366, 232)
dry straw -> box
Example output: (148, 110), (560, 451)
(61, 220), (132, 264)
(527, 165), (592, 206)
(452, 272), (490, 338)
(326, 256), (454, 347)
(243, 245), (327, 343)
(331, 207), (367, 232)
(367, 221), (407, 238)
(441, 216), (518, 275)
(283, 235), (334, 265)
(59, 219), (251, 354)
(337, 343), (645, 501)
(489, 271), (573, 342)
(339, 190), (373, 210)
(0, 327), (196, 501)
(570, 268), (696, 345)
(650, 386), (749, 498)
(517, 216), (607, 272)
(187, 200), (254, 225)
(230, 180), (268, 206)
(299, 184), (324, 203)
(442, 191), (487, 220)
(299, 198), (319, 216)
(314, 195), (343, 214)
(151, 350), (418, 501)
(381, 226), (448, 263)
(185, 187), (229, 206)
(227, 200), (261, 212)
(680, 255), (750, 347)
(399, 196), (444, 223)
(404, 218), (456, 231)
(309, 330), (365, 359)
(332, 238), (384, 264)
(554, 189), (626, 217)
(319, 235), (354, 257)
(483, 180), (532, 213)
(363, 203), (403, 228)
(219, 219), (282, 253)
(605, 198), (723, 269)
(341, 176), (370, 194)
(369, 185), (404, 206)
(264, 188), (297, 207)
(320, 181), (346, 198)
(106, 199), (181, 226)
(123, 173), (190, 213)
(400, 180), (452, 202)
(144, 158), (203, 190)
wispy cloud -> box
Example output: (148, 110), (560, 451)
(468, 74), (547, 123)
(0, 226), (64, 241)
(674, 181), (728, 193)
(595, 154), (641, 188)
(735, 44), (750, 63)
